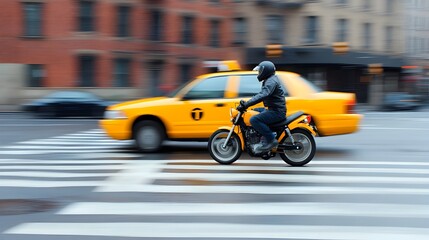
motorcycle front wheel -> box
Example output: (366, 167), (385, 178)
(279, 128), (316, 166)
(208, 129), (242, 165)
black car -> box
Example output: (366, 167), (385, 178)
(382, 92), (423, 111)
(22, 91), (115, 118)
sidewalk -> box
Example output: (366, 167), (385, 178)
(0, 105), (21, 113)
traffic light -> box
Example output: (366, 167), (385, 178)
(266, 44), (283, 58)
(367, 63), (383, 75)
(332, 42), (349, 54)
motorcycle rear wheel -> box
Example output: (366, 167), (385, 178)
(208, 129), (242, 165)
(279, 128), (316, 166)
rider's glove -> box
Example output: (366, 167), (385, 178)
(237, 100), (247, 112)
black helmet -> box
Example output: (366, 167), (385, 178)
(253, 61), (276, 81)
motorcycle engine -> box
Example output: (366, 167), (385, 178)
(246, 128), (262, 155)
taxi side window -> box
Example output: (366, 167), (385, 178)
(183, 76), (228, 99)
(238, 75), (289, 97)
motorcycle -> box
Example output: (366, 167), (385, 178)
(208, 102), (317, 166)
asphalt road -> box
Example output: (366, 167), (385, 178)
(0, 108), (429, 240)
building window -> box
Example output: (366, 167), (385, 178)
(78, 0), (95, 32)
(23, 2), (43, 37)
(385, 26), (394, 52)
(208, 0), (220, 5)
(362, 0), (371, 10)
(386, 0), (395, 13)
(363, 23), (372, 50)
(148, 61), (164, 96)
(209, 19), (221, 48)
(265, 15), (284, 44)
(335, 19), (348, 42)
(149, 10), (163, 41)
(78, 55), (96, 87)
(113, 59), (131, 87)
(117, 6), (131, 37)
(181, 15), (194, 44)
(179, 63), (193, 84)
(335, 0), (348, 6)
(27, 64), (44, 87)
(304, 16), (319, 44)
(233, 17), (247, 45)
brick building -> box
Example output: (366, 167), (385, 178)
(0, 0), (242, 103)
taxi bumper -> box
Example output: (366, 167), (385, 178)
(314, 113), (363, 136)
(99, 119), (131, 140)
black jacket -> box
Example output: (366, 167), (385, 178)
(245, 75), (287, 113)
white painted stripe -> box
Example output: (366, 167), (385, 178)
(66, 133), (106, 136)
(160, 164), (429, 175)
(0, 149), (131, 154)
(3, 145), (125, 150)
(0, 165), (127, 170)
(0, 159), (133, 164)
(0, 124), (78, 127)
(17, 140), (130, 145)
(120, 171), (429, 185)
(80, 129), (104, 133)
(98, 161), (164, 189)
(59, 202), (429, 219)
(5, 223), (429, 239)
(362, 127), (429, 131)
(51, 135), (111, 139)
(0, 171), (109, 178)
(157, 159), (429, 166)
(0, 179), (103, 187)
(97, 184), (429, 195)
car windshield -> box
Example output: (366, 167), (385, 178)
(46, 91), (98, 100)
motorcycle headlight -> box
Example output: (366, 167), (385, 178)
(104, 110), (127, 119)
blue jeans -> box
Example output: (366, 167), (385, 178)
(250, 108), (286, 143)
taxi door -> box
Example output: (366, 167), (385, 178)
(169, 75), (237, 139)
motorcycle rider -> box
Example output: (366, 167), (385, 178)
(237, 60), (287, 153)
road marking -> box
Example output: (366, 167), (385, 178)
(95, 161), (164, 192)
(0, 149), (132, 155)
(97, 183), (429, 195)
(361, 127), (429, 131)
(58, 201), (429, 219)
(0, 159), (134, 164)
(17, 139), (130, 145)
(5, 223), (429, 239)
(0, 179), (103, 187)
(0, 165), (128, 170)
(0, 171), (110, 178)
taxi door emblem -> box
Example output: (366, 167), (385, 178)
(191, 108), (203, 121)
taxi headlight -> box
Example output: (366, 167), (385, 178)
(104, 110), (127, 119)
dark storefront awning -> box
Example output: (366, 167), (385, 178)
(246, 47), (406, 68)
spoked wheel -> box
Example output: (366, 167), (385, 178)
(208, 129), (242, 165)
(279, 128), (316, 166)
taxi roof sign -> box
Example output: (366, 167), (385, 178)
(203, 60), (241, 72)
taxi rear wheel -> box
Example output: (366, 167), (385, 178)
(133, 120), (165, 153)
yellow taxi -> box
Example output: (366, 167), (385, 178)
(100, 61), (362, 152)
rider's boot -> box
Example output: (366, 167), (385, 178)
(255, 138), (278, 153)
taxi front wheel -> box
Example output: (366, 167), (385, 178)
(133, 120), (165, 153)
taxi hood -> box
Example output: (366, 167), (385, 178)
(107, 96), (174, 110)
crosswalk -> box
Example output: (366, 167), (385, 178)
(2, 129), (429, 239)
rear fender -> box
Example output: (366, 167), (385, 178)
(217, 126), (245, 150)
(278, 115), (318, 141)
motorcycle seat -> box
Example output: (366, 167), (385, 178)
(285, 111), (305, 126)
(269, 111), (305, 130)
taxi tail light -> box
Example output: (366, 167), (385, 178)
(301, 115), (312, 124)
(346, 99), (356, 114)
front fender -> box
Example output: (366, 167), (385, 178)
(217, 126), (245, 151)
